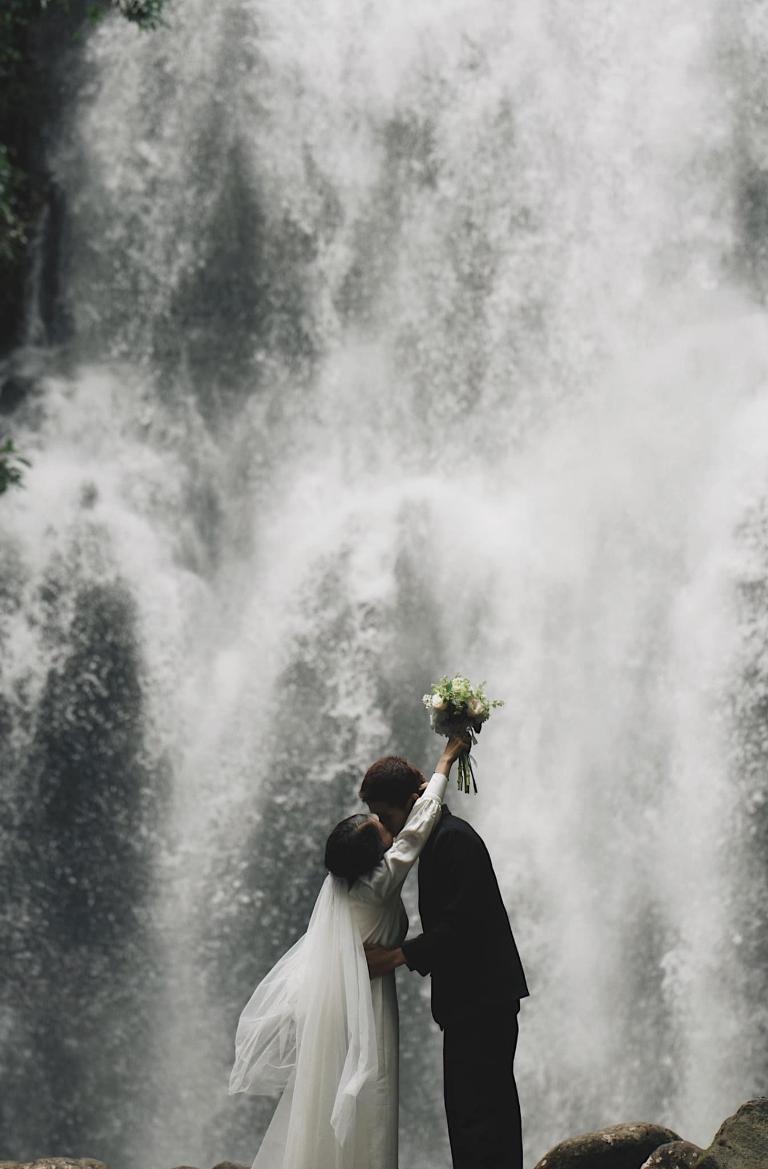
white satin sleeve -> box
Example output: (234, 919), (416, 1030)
(355, 772), (448, 902)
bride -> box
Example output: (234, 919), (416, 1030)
(228, 733), (469, 1169)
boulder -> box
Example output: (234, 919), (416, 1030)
(641, 1142), (703, 1168)
(534, 1122), (682, 1169)
(167, 1163), (245, 1169)
(693, 1098), (768, 1169)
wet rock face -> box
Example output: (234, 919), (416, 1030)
(0, 1162), (248, 1169)
(0, 575), (170, 1162)
(0, 1160), (109, 1168)
(693, 1098), (768, 1169)
(533, 1122), (682, 1169)
(640, 1141), (703, 1168)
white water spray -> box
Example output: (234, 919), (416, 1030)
(3, 1), (768, 1165)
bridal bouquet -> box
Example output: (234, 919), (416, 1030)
(422, 675), (503, 793)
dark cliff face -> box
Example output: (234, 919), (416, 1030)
(0, 1), (167, 361)
(0, 568), (170, 1162)
(0, 2), (88, 357)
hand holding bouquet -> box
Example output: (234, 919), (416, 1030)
(422, 675), (503, 793)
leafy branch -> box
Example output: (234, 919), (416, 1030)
(0, 437), (31, 494)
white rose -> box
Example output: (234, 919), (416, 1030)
(431, 694), (448, 711)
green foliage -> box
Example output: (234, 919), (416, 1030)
(82, 0), (169, 30)
(0, 437), (31, 494)
(423, 674), (504, 721)
(112, 0), (168, 30)
(0, 0), (167, 41)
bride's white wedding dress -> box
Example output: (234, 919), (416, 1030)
(229, 771), (448, 1169)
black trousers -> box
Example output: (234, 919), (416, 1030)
(442, 1003), (522, 1169)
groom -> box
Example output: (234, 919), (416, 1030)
(362, 745), (529, 1169)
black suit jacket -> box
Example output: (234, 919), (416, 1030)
(401, 805), (529, 1028)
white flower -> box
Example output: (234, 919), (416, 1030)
(452, 676), (465, 688)
(431, 694), (448, 711)
(467, 696), (486, 719)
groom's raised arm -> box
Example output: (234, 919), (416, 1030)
(366, 770), (448, 894)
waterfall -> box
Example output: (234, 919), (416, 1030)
(2, 1), (768, 1165)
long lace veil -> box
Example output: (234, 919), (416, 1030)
(229, 873), (379, 1164)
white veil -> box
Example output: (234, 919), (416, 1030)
(229, 874), (379, 1166)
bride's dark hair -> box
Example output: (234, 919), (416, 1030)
(325, 814), (386, 885)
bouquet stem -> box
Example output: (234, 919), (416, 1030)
(457, 752), (477, 794)
(456, 726), (479, 794)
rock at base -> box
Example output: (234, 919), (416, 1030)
(534, 1122), (682, 1169)
(641, 1141), (703, 1168)
(0, 1161), (108, 1169)
(168, 1161), (246, 1169)
(693, 1098), (768, 1169)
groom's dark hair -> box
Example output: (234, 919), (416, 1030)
(360, 756), (425, 808)
(325, 814), (386, 885)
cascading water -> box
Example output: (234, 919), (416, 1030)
(2, 1), (768, 1166)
